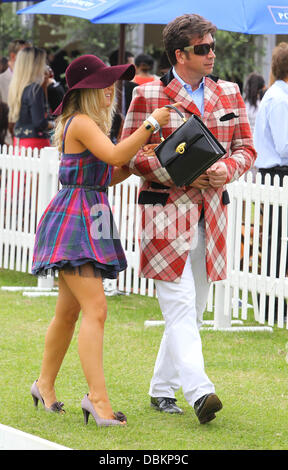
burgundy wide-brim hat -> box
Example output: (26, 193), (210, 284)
(53, 54), (135, 116)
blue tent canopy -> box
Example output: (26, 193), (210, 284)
(17, 0), (288, 34)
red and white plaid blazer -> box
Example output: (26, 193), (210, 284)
(122, 73), (256, 282)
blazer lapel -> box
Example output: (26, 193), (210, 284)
(163, 73), (222, 119)
(203, 76), (222, 121)
(163, 77), (201, 116)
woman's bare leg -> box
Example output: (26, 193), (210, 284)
(61, 266), (115, 420)
(36, 272), (80, 407)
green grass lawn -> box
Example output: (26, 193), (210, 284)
(0, 268), (288, 450)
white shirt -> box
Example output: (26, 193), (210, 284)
(0, 67), (12, 103)
(254, 80), (288, 168)
(172, 67), (205, 116)
(244, 99), (260, 134)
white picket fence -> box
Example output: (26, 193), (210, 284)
(219, 171), (288, 330)
(0, 145), (287, 329)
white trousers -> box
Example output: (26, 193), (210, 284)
(149, 220), (215, 406)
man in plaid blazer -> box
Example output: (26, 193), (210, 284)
(122, 14), (256, 424)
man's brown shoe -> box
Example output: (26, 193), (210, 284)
(194, 393), (222, 424)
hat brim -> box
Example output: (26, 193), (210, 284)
(53, 63), (135, 116)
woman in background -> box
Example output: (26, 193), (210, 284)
(243, 72), (266, 181)
(244, 72), (266, 133)
(8, 47), (54, 150)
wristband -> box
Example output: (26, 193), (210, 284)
(144, 115), (160, 134)
(143, 120), (154, 132)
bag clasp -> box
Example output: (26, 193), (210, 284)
(175, 142), (187, 154)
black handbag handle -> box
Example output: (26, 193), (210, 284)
(159, 105), (187, 141)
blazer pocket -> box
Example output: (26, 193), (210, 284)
(138, 191), (169, 206)
(219, 112), (239, 122)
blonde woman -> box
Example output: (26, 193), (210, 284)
(8, 46), (54, 150)
(30, 54), (175, 427)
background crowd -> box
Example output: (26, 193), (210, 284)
(0, 39), (167, 150)
(0, 36), (268, 152)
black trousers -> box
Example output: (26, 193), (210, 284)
(258, 167), (288, 319)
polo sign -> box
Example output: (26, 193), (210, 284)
(17, 0), (288, 34)
(269, 5), (288, 24)
(52, 0), (106, 11)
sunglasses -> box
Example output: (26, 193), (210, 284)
(183, 41), (216, 56)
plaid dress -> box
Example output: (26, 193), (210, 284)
(32, 116), (127, 278)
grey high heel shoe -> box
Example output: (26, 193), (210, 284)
(31, 380), (65, 414)
(81, 394), (127, 427)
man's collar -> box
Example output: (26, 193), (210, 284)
(160, 68), (174, 87)
(172, 67), (205, 91)
(160, 67), (219, 87)
(275, 79), (288, 94)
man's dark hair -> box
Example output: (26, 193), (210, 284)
(272, 42), (288, 81)
(109, 49), (134, 66)
(163, 14), (217, 65)
(135, 53), (154, 68)
(8, 39), (31, 56)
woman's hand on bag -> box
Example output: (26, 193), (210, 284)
(142, 143), (158, 156)
(151, 102), (182, 128)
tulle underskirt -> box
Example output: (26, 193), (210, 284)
(32, 258), (121, 279)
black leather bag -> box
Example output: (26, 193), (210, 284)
(154, 105), (226, 187)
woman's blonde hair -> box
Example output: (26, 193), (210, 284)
(53, 86), (115, 152)
(8, 47), (47, 123)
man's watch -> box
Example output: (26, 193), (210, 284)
(143, 115), (160, 134)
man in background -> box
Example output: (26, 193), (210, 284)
(0, 39), (30, 104)
(254, 42), (288, 322)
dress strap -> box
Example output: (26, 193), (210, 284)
(62, 116), (76, 153)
